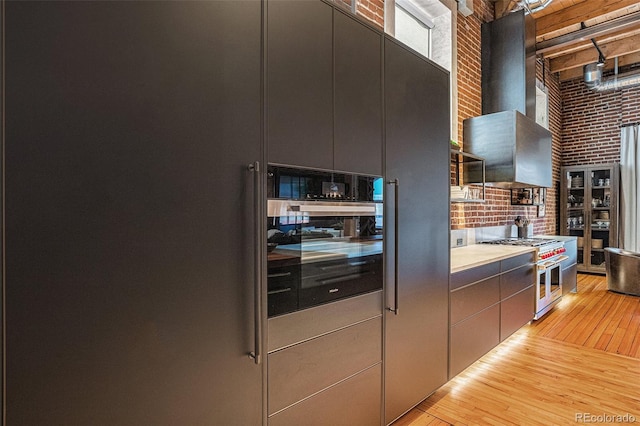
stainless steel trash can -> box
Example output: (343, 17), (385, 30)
(604, 248), (640, 296)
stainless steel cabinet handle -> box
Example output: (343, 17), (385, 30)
(247, 161), (262, 365)
(387, 178), (399, 315)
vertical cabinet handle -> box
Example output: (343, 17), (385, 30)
(248, 161), (263, 364)
(387, 179), (399, 315)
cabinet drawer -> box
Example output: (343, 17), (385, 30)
(268, 316), (381, 415)
(450, 275), (500, 325)
(268, 290), (382, 352)
(268, 364), (381, 426)
(500, 286), (534, 341)
(449, 304), (500, 378)
(450, 261), (500, 290)
(500, 264), (534, 300)
(501, 251), (535, 272)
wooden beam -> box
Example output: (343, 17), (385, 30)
(493, 0), (518, 19)
(549, 32), (640, 73)
(559, 51), (640, 81)
(536, 0), (640, 38)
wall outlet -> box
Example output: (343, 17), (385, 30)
(456, 238), (464, 247)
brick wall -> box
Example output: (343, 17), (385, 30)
(346, 0), (567, 235)
(336, 0), (384, 29)
(561, 65), (640, 166)
(357, 0), (384, 28)
(452, 0), (562, 236)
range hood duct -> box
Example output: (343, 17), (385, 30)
(463, 110), (552, 188)
(584, 63), (640, 92)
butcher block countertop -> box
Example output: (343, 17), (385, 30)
(451, 244), (536, 274)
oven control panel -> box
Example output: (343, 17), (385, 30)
(539, 246), (566, 260)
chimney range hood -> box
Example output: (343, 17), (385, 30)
(463, 110), (552, 188)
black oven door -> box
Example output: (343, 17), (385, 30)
(299, 253), (382, 309)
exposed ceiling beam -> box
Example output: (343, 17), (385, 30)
(536, 0), (640, 39)
(558, 51), (640, 81)
(549, 32), (640, 73)
(493, 0), (519, 19)
(536, 10), (640, 55)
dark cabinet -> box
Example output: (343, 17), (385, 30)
(267, 0), (334, 170)
(449, 252), (535, 378)
(267, 292), (383, 425)
(5, 2), (263, 424)
(267, 1), (382, 175)
(334, 10), (383, 175)
(384, 37), (450, 425)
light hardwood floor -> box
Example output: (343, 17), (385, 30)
(393, 274), (640, 425)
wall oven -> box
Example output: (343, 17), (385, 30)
(266, 165), (383, 317)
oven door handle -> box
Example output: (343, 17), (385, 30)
(537, 255), (569, 270)
(387, 178), (399, 315)
(248, 161), (262, 365)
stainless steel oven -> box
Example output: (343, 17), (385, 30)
(480, 237), (568, 319)
(266, 165), (383, 317)
(535, 241), (568, 319)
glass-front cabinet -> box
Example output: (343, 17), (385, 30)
(561, 164), (619, 274)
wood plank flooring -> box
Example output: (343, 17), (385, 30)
(393, 274), (640, 425)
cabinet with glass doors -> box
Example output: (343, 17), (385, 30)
(560, 164), (619, 274)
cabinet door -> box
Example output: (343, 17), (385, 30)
(334, 10), (383, 175)
(267, 0), (333, 169)
(588, 166), (617, 272)
(563, 168), (587, 270)
(384, 38), (450, 425)
(5, 2), (262, 424)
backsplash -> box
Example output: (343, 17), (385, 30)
(451, 224), (534, 248)
(451, 186), (552, 235)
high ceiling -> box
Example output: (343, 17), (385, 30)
(494, 0), (640, 81)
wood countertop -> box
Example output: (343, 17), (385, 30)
(451, 244), (536, 274)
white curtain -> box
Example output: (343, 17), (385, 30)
(620, 124), (640, 252)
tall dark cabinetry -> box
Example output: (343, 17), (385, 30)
(267, 1), (382, 175)
(333, 11), (383, 175)
(267, 0), (334, 170)
(4, 2), (263, 424)
(384, 38), (450, 425)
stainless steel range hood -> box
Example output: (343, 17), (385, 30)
(463, 110), (552, 188)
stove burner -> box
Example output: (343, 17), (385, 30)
(480, 238), (560, 247)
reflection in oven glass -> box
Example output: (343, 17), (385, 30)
(266, 165), (383, 317)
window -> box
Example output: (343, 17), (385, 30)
(390, 0), (452, 71)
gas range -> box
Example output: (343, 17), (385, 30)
(480, 237), (568, 319)
(480, 237), (556, 247)
(480, 238), (565, 261)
